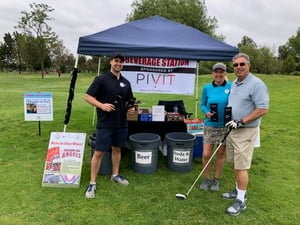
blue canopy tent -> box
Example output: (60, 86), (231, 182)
(64, 16), (238, 130)
(77, 15), (238, 61)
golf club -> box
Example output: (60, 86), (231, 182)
(176, 128), (232, 200)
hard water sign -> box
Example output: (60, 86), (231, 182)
(172, 149), (190, 164)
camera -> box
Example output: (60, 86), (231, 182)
(112, 94), (122, 107)
(126, 97), (136, 110)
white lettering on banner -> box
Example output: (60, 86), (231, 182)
(122, 57), (196, 95)
(125, 57), (190, 67)
(135, 151), (152, 164)
(173, 149), (190, 164)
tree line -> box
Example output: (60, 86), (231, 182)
(0, 1), (300, 76)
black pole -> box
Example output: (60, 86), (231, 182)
(38, 121), (41, 136)
(64, 68), (78, 126)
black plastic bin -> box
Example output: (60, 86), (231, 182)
(165, 132), (196, 172)
(129, 133), (161, 174)
(89, 132), (112, 175)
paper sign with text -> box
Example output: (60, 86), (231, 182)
(24, 92), (53, 121)
(42, 132), (86, 188)
(122, 57), (196, 95)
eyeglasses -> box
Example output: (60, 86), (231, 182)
(233, 62), (246, 67)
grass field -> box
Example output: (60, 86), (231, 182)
(0, 72), (299, 225)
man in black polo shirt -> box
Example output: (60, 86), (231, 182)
(84, 52), (135, 199)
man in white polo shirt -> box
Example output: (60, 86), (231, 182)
(223, 53), (269, 216)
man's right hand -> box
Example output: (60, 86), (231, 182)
(225, 120), (244, 129)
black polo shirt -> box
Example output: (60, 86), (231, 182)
(86, 71), (133, 128)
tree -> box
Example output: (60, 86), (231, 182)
(238, 36), (278, 74)
(127, 0), (218, 37)
(0, 33), (16, 71)
(15, 3), (57, 77)
(287, 28), (300, 62)
(13, 32), (28, 73)
(51, 40), (74, 73)
(257, 46), (275, 74)
(238, 36), (257, 49)
(282, 54), (297, 74)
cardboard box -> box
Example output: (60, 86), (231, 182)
(186, 123), (204, 133)
(138, 107), (151, 114)
(184, 118), (204, 134)
(166, 113), (184, 121)
(127, 111), (138, 121)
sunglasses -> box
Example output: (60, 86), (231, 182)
(233, 62), (246, 67)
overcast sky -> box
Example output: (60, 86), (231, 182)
(0, 0), (299, 56)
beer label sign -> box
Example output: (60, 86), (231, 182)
(42, 132), (86, 188)
(135, 150), (152, 164)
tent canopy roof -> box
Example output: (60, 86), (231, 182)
(77, 15), (238, 61)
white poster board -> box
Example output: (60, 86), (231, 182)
(122, 57), (197, 95)
(152, 105), (165, 121)
(41, 132), (86, 188)
(24, 92), (53, 121)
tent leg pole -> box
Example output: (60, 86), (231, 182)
(194, 62), (199, 118)
(92, 57), (102, 126)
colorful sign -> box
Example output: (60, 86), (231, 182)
(122, 57), (197, 95)
(24, 92), (53, 121)
(42, 132), (86, 188)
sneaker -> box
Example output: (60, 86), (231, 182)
(199, 178), (211, 190)
(85, 184), (96, 199)
(226, 199), (246, 216)
(111, 175), (129, 186)
(222, 189), (247, 200)
(210, 179), (219, 191)
(221, 189), (237, 199)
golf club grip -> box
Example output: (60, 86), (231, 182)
(185, 128), (232, 196)
(220, 127), (232, 144)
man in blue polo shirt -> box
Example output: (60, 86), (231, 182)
(223, 53), (269, 216)
(84, 52), (135, 199)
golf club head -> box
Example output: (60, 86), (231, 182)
(175, 193), (187, 200)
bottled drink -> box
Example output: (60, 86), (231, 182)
(173, 106), (178, 113)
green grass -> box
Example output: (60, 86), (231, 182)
(0, 72), (299, 225)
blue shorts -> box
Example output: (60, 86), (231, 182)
(95, 128), (128, 151)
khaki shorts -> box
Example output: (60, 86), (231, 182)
(226, 127), (258, 170)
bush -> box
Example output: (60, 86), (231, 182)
(289, 71), (300, 76)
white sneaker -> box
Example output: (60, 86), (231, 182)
(85, 184), (96, 199)
(226, 199), (246, 216)
(111, 175), (129, 186)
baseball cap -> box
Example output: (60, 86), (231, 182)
(212, 63), (226, 71)
(110, 52), (125, 62)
